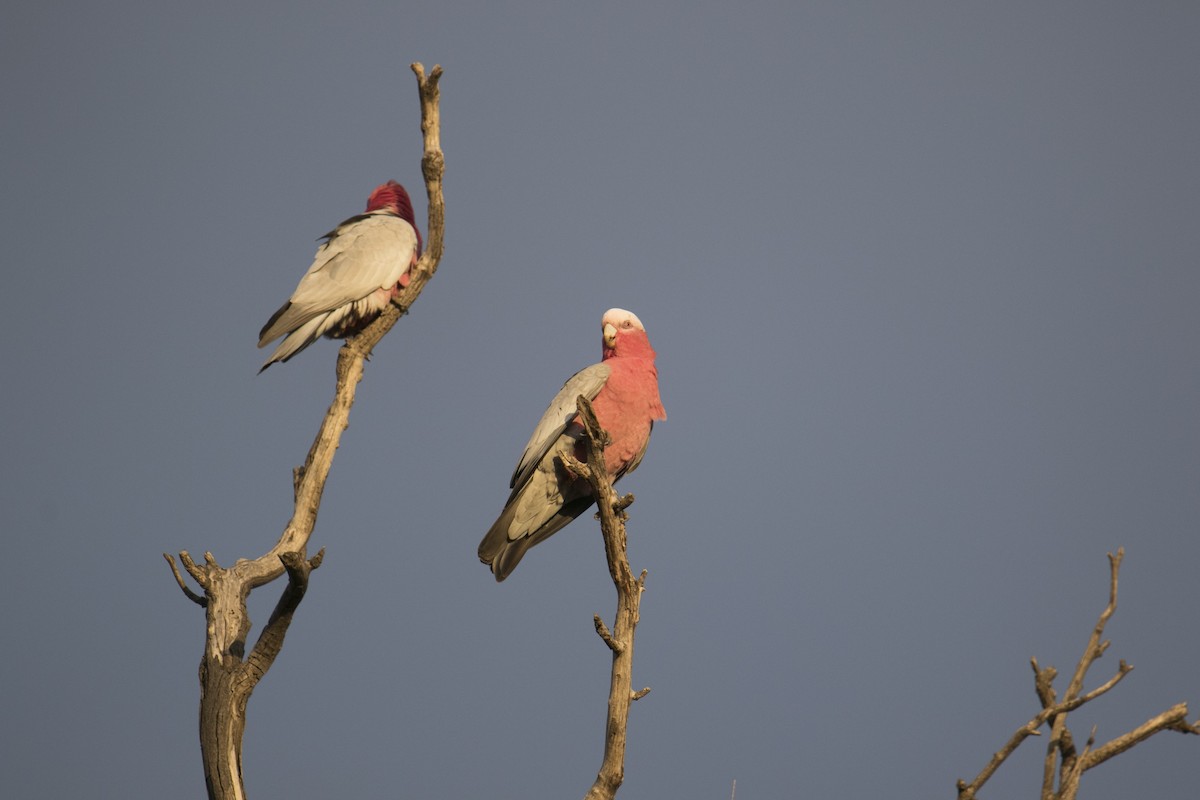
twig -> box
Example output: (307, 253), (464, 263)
(1065, 549), (1123, 702)
(163, 553), (206, 607)
(594, 614), (621, 653)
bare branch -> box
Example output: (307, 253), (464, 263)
(561, 451), (593, 482)
(1063, 548), (1123, 702)
(163, 553), (206, 607)
(242, 548), (325, 690)
(1031, 657), (1057, 708)
(594, 614), (621, 653)
(1041, 548), (1124, 800)
(1057, 725), (1096, 800)
(172, 65), (445, 800)
(958, 548), (1198, 800)
(958, 661), (1134, 799)
(255, 62), (446, 582)
(178, 550), (207, 587)
(576, 395), (650, 800)
(1082, 703), (1200, 771)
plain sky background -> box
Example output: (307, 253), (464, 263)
(2, 2), (1198, 798)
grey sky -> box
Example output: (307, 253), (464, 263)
(2, 2), (1198, 797)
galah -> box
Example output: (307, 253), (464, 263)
(478, 308), (667, 582)
(257, 180), (422, 371)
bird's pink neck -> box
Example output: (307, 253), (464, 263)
(604, 332), (656, 361)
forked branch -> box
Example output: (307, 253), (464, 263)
(956, 548), (1199, 800)
(164, 64), (445, 800)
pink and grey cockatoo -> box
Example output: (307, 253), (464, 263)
(257, 180), (422, 371)
(478, 308), (666, 581)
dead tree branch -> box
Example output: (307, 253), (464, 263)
(164, 552), (206, 607)
(956, 548), (1200, 800)
(164, 63), (444, 800)
(564, 395), (650, 800)
(1081, 702), (1199, 770)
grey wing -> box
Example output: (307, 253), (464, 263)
(258, 213), (417, 346)
(509, 362), (611, 491)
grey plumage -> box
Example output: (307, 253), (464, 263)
(478, 363), (611, 581)
(258, 212), (418, 370)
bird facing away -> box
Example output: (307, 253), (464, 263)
(478, 308), (667, 581)
(257, 180), (422, 371)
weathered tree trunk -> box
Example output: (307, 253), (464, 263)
(165, 63), (444, 800)
(197, 577), (251, 800)
(187, 550), (319, 799)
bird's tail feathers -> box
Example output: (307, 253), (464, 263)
(258, 315), (329, 371)
(478, 496), (597, 582)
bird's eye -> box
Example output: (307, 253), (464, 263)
(621, 320), (632, 329)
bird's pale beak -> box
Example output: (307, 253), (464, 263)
(603, 323), (617, 349)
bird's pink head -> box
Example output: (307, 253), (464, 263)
(601, 308), (655, 360)
(366, 180), (422, 256)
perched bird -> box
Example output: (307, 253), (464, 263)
(479, 308), (666, 581)
(257, 180), (422, 371)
